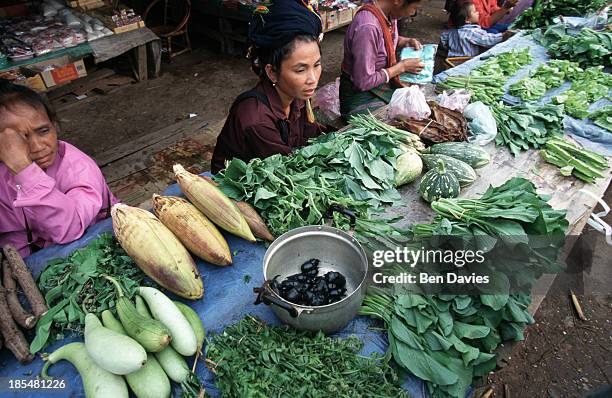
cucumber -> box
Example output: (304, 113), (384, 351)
(105, 276), (172, 353)
(135, 295), (153, 318)
(103, 310), (171, 398)
(137, 296), (190, 383)
(126, 354), (171, 398)
(155, 344), (190, 383)
(173, 301), (205, 351)
(101, 310), (126, 334)
(41, 342), (128, 398)
(428, 142), (490, 168)
(84, 313), (147, 375)
(420, 154), (477, 187)
(139, 287), (198, 357)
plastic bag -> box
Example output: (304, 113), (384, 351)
(389, 85), (430, 120)
(314, 78), (340, 122)
(438, 89), (471, 112)
(464, 101), (497, 146)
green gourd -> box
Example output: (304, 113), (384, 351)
(419, 159), (461, 203)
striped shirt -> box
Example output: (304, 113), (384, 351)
(440, 24), (503, 57)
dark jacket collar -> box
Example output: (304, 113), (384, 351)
(258, 79), (304, 123)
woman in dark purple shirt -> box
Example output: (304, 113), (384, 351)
(340, 0), (424, 120)
(211, 1), (324, 173)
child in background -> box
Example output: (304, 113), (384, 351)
(441, 1), (513, 57)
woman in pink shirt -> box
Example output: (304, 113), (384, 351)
(0, 79), (118, 257)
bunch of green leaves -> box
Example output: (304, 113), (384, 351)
(32, 234), (148, 354)
(360, 178), (568, 398)
(180, 372), (205, 398)
(588, 105), (612, 131)
(437, 48), (533, 106)
(534, 25), (612, 68)
(216, 117), (417, 239)
(361, 290), (533, 398)
(541, 137), (609, 183)
(206, 316), (408, 398)
(530, 59), (582, 89)
(509, 77), (548, 101)
(411, 177), (568, 289)
(513, 0), (607, 29)
(493, 103), (565, 156)
(551, 66), (611, 118)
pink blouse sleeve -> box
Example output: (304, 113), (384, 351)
(349, 23), (389, 91)
(12, 161), (107, 245)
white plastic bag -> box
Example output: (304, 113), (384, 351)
(438, 89), (472, 112)
(389, 85), (430, 120)
(464, 101), (497, 146)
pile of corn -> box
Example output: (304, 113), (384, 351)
(112, 164), (274, 300)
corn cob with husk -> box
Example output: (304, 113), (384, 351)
(200, 175), (275, 242)
(111, 204), (204, 300)
(152, 194), (232, 266)
(173, 165), (256, 242)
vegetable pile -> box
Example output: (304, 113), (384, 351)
(216, 113), (424, 241)
(205, 316), (408, 398)
(551, 66), (611, 119)
(361, 177), (569, 398)
(508, 77), (547, 101)
(512, 0), (607, 29)
(0, 245), (48, 363)
(437, 48), (533, 105)
(534, 25), (612, 68)
(41, 283), (206, 398)
(33, 234), (148, 354)
(493, 103), (565, 156)
(589, 105), (612, 131)
(541, 137), (609, 183)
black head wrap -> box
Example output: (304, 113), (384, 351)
(248, 0), (323, 49)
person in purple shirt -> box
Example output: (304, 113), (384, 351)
(340, 0), (424, 119)
(0, 79), (118, 257)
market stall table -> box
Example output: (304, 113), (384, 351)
(1, 27), (160, 82)
(1, 31), (609, 397)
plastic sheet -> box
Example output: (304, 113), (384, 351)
(0, 175), (430, 398)
(433, 33), (612, 152)
(400, 44), (437, 84)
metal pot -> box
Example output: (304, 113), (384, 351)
(254, 206), (368, 333)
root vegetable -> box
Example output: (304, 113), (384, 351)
(3, 245), (47, 317)
(0, 285), (34, 363)
(2, 260), (36, 329)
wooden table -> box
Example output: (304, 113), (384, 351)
(370, 105), (611, 315)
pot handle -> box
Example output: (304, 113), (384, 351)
(254, 286), (299, 318)
(324, 204), (357, 234)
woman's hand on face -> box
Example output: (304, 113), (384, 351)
(0, 128), (32, 175)
(401, 58), (425, 74)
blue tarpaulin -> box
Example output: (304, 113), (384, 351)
(0, 178), (429, 398)
(434, 33), (612, 155)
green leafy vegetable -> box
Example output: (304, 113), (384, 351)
(361, 177), (568, 398)
(534, 25), (612, 68)
(588, 105), (612, 131)
(513, 0), (608, 29)
(33, 233), (148, 353)
(437, 48), (533, 106)
(493, 103), (565, 156)
(509, 78), (547, 101)
(206, 316), (408, 398)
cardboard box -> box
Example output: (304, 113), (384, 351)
(338, 8), (352, 25)
(28, 59), (87, 88)
(9, 68), (48, 92)
(319, 10), (327, 32)
(325, 10), (339, 31)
